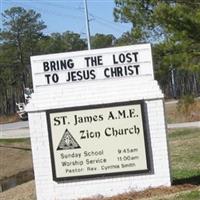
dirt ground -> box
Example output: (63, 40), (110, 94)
(0, 180), (36, 200)
(0, 114), (20, 124)
(165, 100), (200, 123)
(0, 139), (33, 180)
(0, 181), (199, 200)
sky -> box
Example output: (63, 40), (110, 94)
(0, 0), (132, 38)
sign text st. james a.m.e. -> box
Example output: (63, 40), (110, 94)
(28, 44), (171, 200)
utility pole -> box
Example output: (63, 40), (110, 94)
(170, 53), (176, 98)
(84, 0), (91, 50)
(171, 68), (176, 98)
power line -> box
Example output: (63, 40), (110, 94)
(32, 0), (83, 12)
(91, 13), (131, 28)
(33, 0), (130, 32)
(89, 14), (131, 33)
(22, 0), (131, 34)
(92, 18), (127, 33)
(2, 0), (131, 36)
(3, 1), (84, 20)
(2, 1), (86, 36)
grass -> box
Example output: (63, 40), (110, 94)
(172, 190), (200, 200)
(152, 188), (200, 200)
(169, 128), (200, 183)
(0, 138), (30, 144)
(0, 137), (32, 180)
(168, 128), (199, 139)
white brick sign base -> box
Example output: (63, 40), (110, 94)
(27, 45), (171, 200)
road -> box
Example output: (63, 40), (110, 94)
(0, 121), (28, 130)
(0, 120), (199, 139)
(167, 121), (200, 129)
(0, 121), (29, 139)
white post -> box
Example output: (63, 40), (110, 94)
(84, 0), (91, 50)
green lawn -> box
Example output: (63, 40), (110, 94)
(0, 138), (30, 144)
(156, 128), (200, 200)
(169, 128), (200, 184)
(151, 188), (200, 200)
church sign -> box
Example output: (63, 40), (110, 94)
(28, 44), (171, 200)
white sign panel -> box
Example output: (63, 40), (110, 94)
(47, 101), (151, 181)
(31, 44), (153, 90)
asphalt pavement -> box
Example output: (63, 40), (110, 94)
(0, 121), (29, 139)
(0, 121), (28, 130)
(167, 121), (200, 129)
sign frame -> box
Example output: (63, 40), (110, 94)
(46, 100), (152, 182)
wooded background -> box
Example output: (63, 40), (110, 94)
(0, 0), (200, 115)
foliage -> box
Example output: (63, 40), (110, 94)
(115, 31), (138, 46)
(177, 95), (195, 114)
(91, 33), (115, 49)
(0, 7), (47, 114)
(114, 0), (158, 42)
(114, 0), (200, 42)
(114, 1), (200, 98)
(37, 31), (87, 54)
(1, 7), (46, 71)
